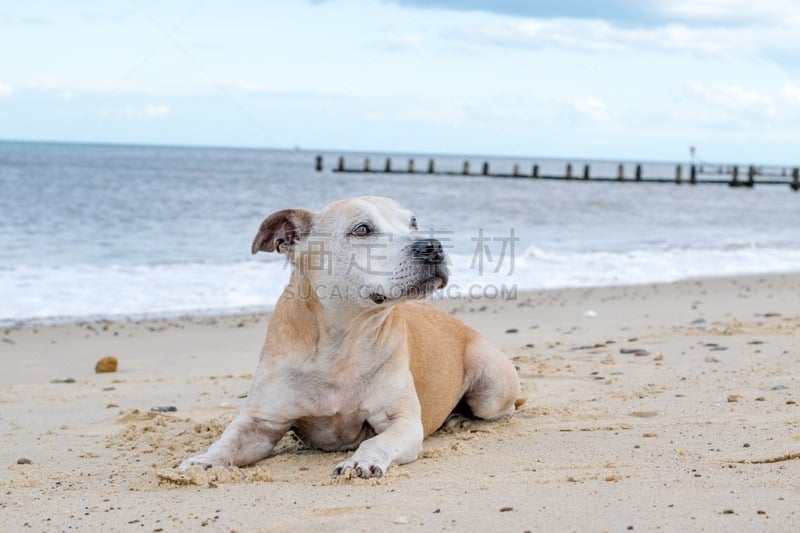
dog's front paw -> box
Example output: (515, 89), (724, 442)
(179, 454), (226, 471)
(333, 458), (385, 479)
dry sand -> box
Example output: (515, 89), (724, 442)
(1, 274), (799, 531)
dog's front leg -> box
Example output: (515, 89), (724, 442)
(333, 391), (423, 479)
(179, 408), (289, 470)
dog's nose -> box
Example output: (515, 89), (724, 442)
(412, 239), (445, 265)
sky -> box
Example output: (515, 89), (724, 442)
(1, 0), (800, 164)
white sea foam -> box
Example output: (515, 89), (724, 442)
(3, 244), (799, 325)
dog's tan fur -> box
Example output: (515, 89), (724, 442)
(180, 196), (522, 478)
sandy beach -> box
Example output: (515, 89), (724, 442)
(1, 273), (799, 531)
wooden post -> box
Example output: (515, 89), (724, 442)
(635, 164), (642, 181)
(364, 158), (371, 172)
(617, 164), (624, 181)
(408, 159), (415, 173)
(337, 156), (344, 171)
(462, 161), (470, 175)
(675, 165), (682, 184)
(532, 164), (539, 178)
(315, 155), (323, 171)
(791, 168), (799, 191)
(428, 159), (435, 174)
(512, 164), (520, 177)
(482, 162), (489, 176)
(690, 165), (697, 184)
(583, 164), (590, 180)
(385, 158), (391, 172)
(731, 166), (739, 186)
(748, 166), (755, 186)
(565, 163), (572, 179)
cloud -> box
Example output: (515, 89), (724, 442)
(448, 17), (798, 58)
(784, 83), (800, 103)
(0, 82), (13, 98)
(689, 83), (770, 110)
(571, 96), (610, 120)
(381, 0), (800, 27)
(100, 104), (170, 119)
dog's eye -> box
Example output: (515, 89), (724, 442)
(351, 224), (371, 237)
(410, 216), (418, 230)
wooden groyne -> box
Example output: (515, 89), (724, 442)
(314, 155), (800, 191)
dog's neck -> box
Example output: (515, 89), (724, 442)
(268, 270), (397, 360)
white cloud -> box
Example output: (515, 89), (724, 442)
(450, 17), (799, 59)
(689, 83), (770, 109)
(144, 104), (169, 118)
(100, 104), (170, 119)
(0, 82), (13, 98)
(572, 96), (610, 120)
(784, 83), (800, 103)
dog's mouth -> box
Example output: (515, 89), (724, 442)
(369, 272), (448, 305)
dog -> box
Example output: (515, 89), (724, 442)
(180, 196), (522, 478)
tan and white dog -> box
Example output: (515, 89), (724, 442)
(180, 196), (522, 478)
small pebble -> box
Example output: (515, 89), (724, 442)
(150, 406), (177, 413)
(505, 328), (518, 334)
(770, 385), (788, 391)
(743, 443), (750, 448)
(16, 458), (32, 465)
(620, 348), (646, 355)
(787, 400), (797, 405)
(51, 377), (75, 384)
(727, 395), (741, 403)
(95, 356), (118, 373)
(705, 356), (720, 363)
(642, 433), (657, 438)
(755, 396), (765, 401)
(499, 506), (513, 512)
(690, 318), (706, 325)
(722, 509), (734, 515)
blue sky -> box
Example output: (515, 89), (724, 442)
(1, 0), (799, 164)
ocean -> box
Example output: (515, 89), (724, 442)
(2, 141), (800, 325)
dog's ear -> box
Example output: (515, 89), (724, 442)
(251, 209), (313, 255)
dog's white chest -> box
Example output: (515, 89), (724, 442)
(293, 410), (375, 452)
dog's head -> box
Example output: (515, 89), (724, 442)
(252, 196), (449, 307)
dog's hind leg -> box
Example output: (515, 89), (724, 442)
(461, 336), (523, 421)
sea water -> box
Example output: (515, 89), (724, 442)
(2, 141), (799, 324)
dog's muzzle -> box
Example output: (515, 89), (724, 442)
(411, 238), (446, 265)
(410, 237), (449, 288)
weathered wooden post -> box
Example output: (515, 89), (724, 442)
(731, 166), (739, 186)
(462, 161), (470, 175)
(428, 159), (435, 174)
(791, 168), (799, 191)
(337, 156), (345, 171)
(675, 165), (682, 184)
(482, 162), (489, 176)
(408, 159), (415, 173)
(532, 164), (539, 178)
(565, 163), (572, 179)
(512, 164), (520, 177)
(385, 158), (391, 172)
(690, 165), (697, 184)
(364, 158), (371, 172)
(315, 155), (323, 171)
(635, 164), (642, 181)
(583, 164), (590, 180)
(617, 164), (624, 181)
(748, 166), (755, 187)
